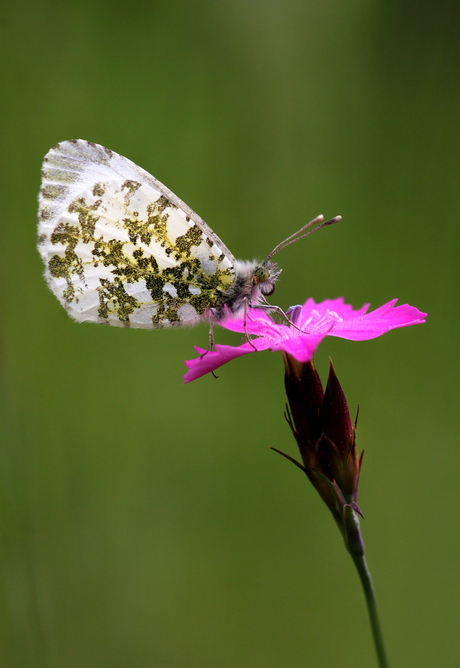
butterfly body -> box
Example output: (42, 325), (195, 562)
(38, 140), (280, 329)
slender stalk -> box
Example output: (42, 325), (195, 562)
(341, 506), (389, 668)
(351, 552), (389, 668)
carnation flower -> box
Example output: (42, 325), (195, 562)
(184, 297), (427, 383)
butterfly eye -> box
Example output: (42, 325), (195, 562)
(254, 266), (270, 284)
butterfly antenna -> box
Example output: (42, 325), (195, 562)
(265, 215), (341, 262)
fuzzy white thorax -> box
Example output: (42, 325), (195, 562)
(216, 258), (280, 319)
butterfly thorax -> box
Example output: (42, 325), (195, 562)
(212, 259), (281, 320)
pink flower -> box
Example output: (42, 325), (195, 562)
(183, 298), (427, 383)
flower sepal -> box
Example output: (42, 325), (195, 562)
(281, 355), (365, 537)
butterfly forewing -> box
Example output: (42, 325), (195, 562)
(38, 140), (236, 328)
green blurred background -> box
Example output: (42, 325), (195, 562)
(1, 1), (458, 666)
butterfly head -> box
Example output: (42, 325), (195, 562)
(253, 261), (281, 297)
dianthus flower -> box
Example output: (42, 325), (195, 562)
(184, 293), (426, 668)
(184, 297), (426, 382)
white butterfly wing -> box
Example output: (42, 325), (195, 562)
(38, 140), (236, 328)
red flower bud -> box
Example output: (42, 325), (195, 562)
(279, 354), (363, 532)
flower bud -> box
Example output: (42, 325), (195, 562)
(280, 354), (363, 532)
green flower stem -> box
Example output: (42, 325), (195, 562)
(343, 506), (389, 668)
(353, 552), (389, 668)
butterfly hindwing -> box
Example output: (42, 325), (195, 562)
(38, 140), (236, 328)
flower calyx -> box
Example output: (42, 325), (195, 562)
(276, 354), (364, 533)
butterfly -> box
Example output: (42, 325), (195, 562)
(38, 140), (339, 332)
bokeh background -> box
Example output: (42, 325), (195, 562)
(1, 1), (459, 666)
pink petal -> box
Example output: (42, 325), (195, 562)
(295, 298), (370, 328)
(267, 330), (326, 362)
(329, 299), (427, 341)
(220, 309), (276, 336)
(183, 297), (427, 381)
(183, 339), (270, 383)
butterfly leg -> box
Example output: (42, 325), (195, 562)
(198, 313), (217, 360)
(243, 299), (258, 351)
(204, 315), (220, 378)
(208, 318), (215, 352)
(250, 299), (302, 331)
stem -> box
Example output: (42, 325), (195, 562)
(342, 507), (389, 668)
(351, 552), (389, 668)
